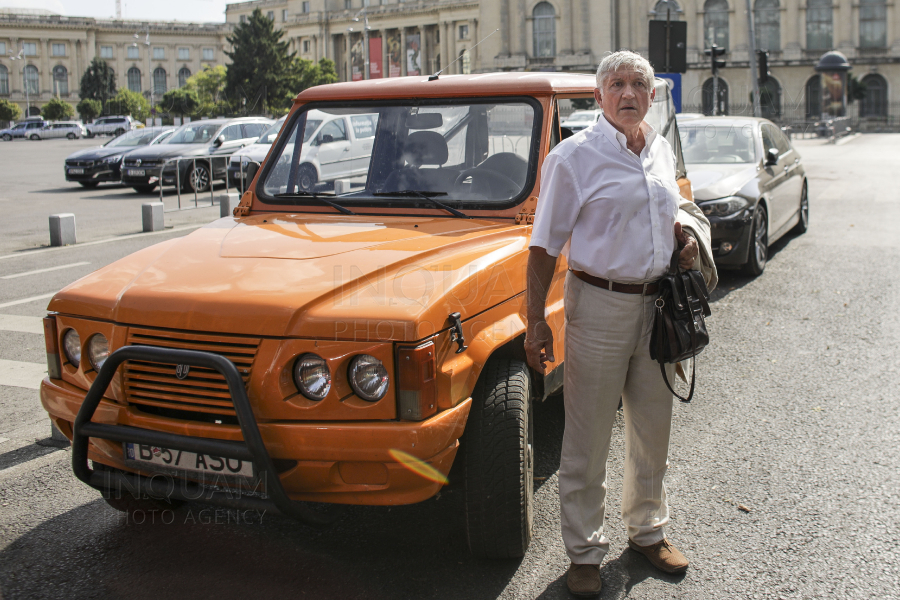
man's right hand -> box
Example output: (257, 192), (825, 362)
(525, 319), (555, 374)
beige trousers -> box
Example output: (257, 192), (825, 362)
(559, 271), (675, 565)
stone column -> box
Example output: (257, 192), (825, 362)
(581, 0), (591, 53)
(836, 0), (854, 50)
(450, 21), (458, 73)
(343, 32), (351, 81)
(86, 30), (96, 60)
(116, 43), (125, 91)
(440, 21), (449, 73)
(9, 37), (19, 95)
(400, 28), (408, 76)
(381, 30), (389, 79)
(41, 38), (50, 97)
(419, 25), (429, 76)
(471, 19), (479, 72)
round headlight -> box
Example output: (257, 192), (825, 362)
(293, 353), (331, 401)
(348, 354), (389, 402)
(88, 334), (110, 371)
(63, 329), (81, 367)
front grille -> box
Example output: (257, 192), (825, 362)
(123, 159), (162, 168)
(66, 159), (95, 168)
(123, 328), (260, 422)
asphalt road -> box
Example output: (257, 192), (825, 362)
(0, 134), (899, 600)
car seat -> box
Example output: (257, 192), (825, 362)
(383, 131), (457, 193)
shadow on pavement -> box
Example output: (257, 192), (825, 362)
(708, 228), (801, 304)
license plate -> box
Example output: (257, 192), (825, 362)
(128, 169), (145, 176)
(69, 168), (84, 174)
(124, 443), (254, 479)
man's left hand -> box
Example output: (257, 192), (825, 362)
(674, 222), (699, 270)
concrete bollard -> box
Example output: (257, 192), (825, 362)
(334, 179), (352, 195)
(49, 213), (76, 246)
(218, 192), (240, 218)
(142, 202), (164, 232)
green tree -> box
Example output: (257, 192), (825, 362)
(41, 97), (75, 121)
(76, 98), (102, 122)
(277, 58), (340, 111)
(848, 74), (867, 105)
(161, 87), (200, 118)
(225, 8), (294, 114)
(106, 88), (150, 122)
(184, 64), (227, 105)
(0, 99), (22, 124)
(80, 57), (116, 108)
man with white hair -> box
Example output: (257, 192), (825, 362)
(525, 50), (706, 596)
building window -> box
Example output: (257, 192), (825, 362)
(459, 24), (469, 40)
(178, 67), (191, 87)
(100, 45), (113, 58)
(127, 66), (142, 92)
(860, 74), (887, 117)
(24, 64), (39, 95)
(755, 0), (781, 52)
(759, 77), (782, 120)
(282, 9), (288, 20)
(703, 0), (729, 49)
(267, 11), (274, 20)
(152, 47), (165, 60)
(652, 0), (682, 20)
(0, 42), (5, 55)
(127, 45), (139, 59)
(153, 67), (167, 95)
(302, 1), (310, 12)
(23, 42), (37, 56)
(52, 65), (68, 95)
(203, 47), (215, 61)
(702, 77), (729, 115)
(345, 0), (352, 9)
(805, 76), (820, 118)
(805, 0), (832, 51)
(859, 0), (887, 48)
(460, 48), (470, 74)
(178, 47), (190, 60)
(0, 65), (8, 95)
(532, 2), (556, 58)
(303, 40), (310, 53)
(52, 43), (66, 56)
(240, 14), (247, 23)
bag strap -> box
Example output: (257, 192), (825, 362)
(660, 352), (696, 403)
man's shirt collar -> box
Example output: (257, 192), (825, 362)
(594, 112), (657, 154)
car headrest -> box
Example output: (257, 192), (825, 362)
(402, 131), (448, 167)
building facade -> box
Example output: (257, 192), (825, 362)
(0, 8), (230, 116)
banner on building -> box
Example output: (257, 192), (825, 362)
(407, 34), (421, 77)
(369, 37), (383, 79)
(387, 32), (402, 77)
(351, 36), (364, 81)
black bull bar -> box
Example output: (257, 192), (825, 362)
(72, 345), (340, 527)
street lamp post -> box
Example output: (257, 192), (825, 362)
(9, 43), (30, 116)
(348, 2), (372, 80)
(133, 28), (151, 120)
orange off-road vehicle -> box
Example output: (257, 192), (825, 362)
(40, 73), (690, 558)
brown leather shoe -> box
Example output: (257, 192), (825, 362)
(628, 538), (689, 574)
(566, 562), (602, 597)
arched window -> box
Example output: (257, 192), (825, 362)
(153, 67), (167, 96)
(24, 65), (39, 96)
(759, 77), (782, 120)
(0, 65), (8, 95)
(755, 0), (781, 52)
(127, 67), (142, 92)
(859, 74), (887, 117)
(704, 0), (729, 49)
(859, 0), (887, 48)
(652, 0), (682, 20)
(52, 65), (68, 96)
(459, 49), (471, 75)
(805, 75), (821, 119)
(178, 67), (191, 88)
(806, 0), (832, 51)
(532, 2), (556, 58)
(702, 77), (729, 115)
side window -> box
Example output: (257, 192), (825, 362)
(221, 124), (243, 141)
(350, 115), (377, 139)
(319, 118), (347, 142)
(760, 126), (777, 155)
(242, 123), (264, 138)
(773, 127), (791, 156)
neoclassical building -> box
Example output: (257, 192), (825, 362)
(0, 8), (230, 116)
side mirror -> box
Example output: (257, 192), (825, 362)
(245, 161), (260, 183)
(319, 133), (334, 145)
(765, 148), (779, 166)
(214, 135), (225, 147)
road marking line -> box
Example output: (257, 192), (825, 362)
(1, 262), (90, 279)
(0, 314), (45, 334)
(0, 359), (46, 390)
(0, 224), (204, 261)
(0, 292), (56, 309)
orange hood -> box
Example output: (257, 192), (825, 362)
(48, 215), (530, 340)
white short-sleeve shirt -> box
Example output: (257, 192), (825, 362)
(530, 114), (681, 284)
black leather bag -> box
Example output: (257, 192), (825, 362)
(649, 249), (712, 402)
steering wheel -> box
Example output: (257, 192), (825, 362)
(453, 168), (520, 197)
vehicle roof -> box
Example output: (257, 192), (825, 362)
(296, 72), (599, 102)
(678, 116), (773, 127)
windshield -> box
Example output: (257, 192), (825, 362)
(104, 129), (166, 148)
(679, 124), (757, 164)
(566, 111), (597, 121)
(259, 100), (539, 208)
(165, 123), (221, 144)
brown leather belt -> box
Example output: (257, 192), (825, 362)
(571, 269), (660, 295)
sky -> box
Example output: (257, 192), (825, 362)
(1, 0), (232, 23)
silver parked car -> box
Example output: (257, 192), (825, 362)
(39, 122), (87, 140)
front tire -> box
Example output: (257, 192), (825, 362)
(792, 182), (809, 235)
(114, 128), (125, 137)
(29, 134), (40, 140)
(2, 134), (12, 141)
(186, 162), (212, 193)
(67, 132), (76, 140)
(743, 204), (768, 276)
(463, 358), (534, 558)
(297, 164), (318, 192)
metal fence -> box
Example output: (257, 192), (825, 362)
(682, 101), (900, 135)
(151, 155), (250, 211)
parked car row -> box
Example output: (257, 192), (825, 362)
(64, 127), (175, 188)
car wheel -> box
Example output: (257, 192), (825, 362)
(297, 164), (318, 192)
(1, 134), (11, 141)
(67, 132), (76, 140)
(744, 204), (768, 277)
(114, 128), (125, 137)
(29, 134), (40, 141)
(187, 162), (212, 193)
(93, 463), (184, 516)
(463, 358), (534, 558)
(78, 181), (100, 188)
(86, 131), (94, 138)
(792, 182), (809, 235)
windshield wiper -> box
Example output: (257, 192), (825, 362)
(373, 190), (469, 218)
(273, 192), (357, 215)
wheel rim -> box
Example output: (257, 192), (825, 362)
(299, 168), (314, 191)
(754, 208), (768, 267)
(800, 186), (809, 229)
(191, 166), (210, 192)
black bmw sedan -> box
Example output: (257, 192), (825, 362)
(64, 127), (174, 188)
(678, 117), (809, 276)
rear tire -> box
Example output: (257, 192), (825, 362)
(133, 184), (157, 194)
(297, 164), (317, 192)
(67, 132), (76, 140)
(743, 204), (768, 277)
(29, 134), (40, 140)
(2, 134), (12, 141)
(78, 181), (100, 188)
(792, 182), (809, 235)
(114, 128), (125, 137)
(463, 358), (534, 558)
